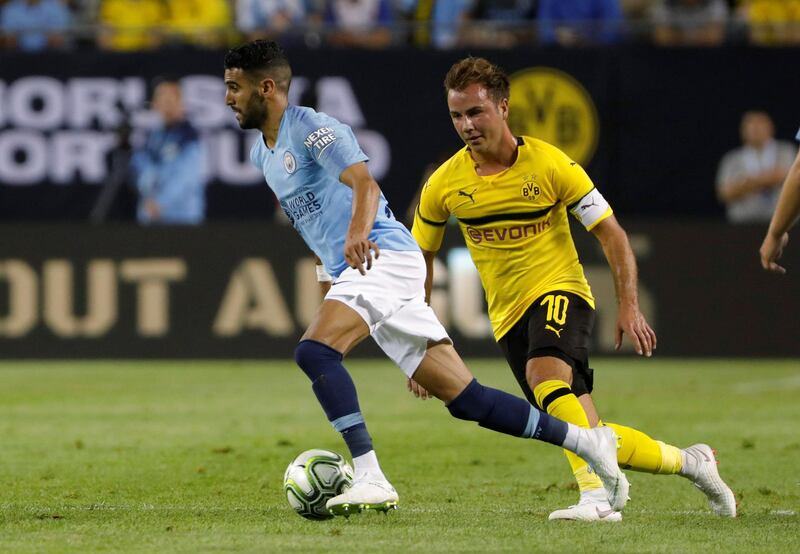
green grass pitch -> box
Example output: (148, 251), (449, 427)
(0, 359), (798, 553)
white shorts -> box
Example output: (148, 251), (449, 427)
(325, 249), (451, 377)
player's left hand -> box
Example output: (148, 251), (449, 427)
(407, 377), (431, 400)
(616, 303), (657, 357)
(344, 237), (380, 275)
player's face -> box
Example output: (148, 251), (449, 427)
(447, 84), (509, 155)
(224, 68), (268, 130)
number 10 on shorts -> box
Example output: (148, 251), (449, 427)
(542, 294), (569, 325)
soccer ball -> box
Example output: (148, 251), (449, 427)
(283, 449), (354, 520)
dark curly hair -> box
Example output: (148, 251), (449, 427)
(444, 57), (510, 104)
(224, 40), (292, 92)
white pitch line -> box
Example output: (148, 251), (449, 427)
(770, 510), (796, 516)
(733, 374), (800, 394)
(0, 504), (263, 512)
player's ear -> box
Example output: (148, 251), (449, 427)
(499, 98), (509, 120)
(259, 77), (277, 97)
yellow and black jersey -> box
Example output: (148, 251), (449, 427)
(412, 136), (612, 341)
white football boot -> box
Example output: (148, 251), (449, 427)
(573, 426), (629, 512)
(549, 489), (622, 522)
(326, 472), (398, 517)
(679, 443), (736, 517)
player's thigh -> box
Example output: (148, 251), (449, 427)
(302, 299), (370, 355)
(316, 250), (427, 356)
(525, 291), (596, 394)
(411, 343), (474, 404)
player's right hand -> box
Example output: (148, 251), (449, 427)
(406, 377), (430, 400)
(760, 232), (788, 274)
(344, 237), (380, 275)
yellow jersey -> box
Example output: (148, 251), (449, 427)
(412, 136), (612, 340)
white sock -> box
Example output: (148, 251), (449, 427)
(678, 449), (695, 478)
(580, 487), (608, 505)
(562, 424), (581, 453)
(352, 450), (385, 479)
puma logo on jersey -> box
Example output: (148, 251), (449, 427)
(580, 199), (599, 211)
(457, 188), (477, 203)
(545, 324), (564, 338)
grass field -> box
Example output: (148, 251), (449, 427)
(0, 359), (798, 553)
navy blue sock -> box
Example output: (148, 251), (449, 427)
(295, 339), (373, 457)
(447, 379), (568, 446)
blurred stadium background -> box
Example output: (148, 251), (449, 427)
(0, 1), (799, 551)
(1, 0), (798, 358)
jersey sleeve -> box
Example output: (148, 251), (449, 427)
(302, 120), (368, 179)
(412, 177), (449, 252)
(550, 147), (613, 230)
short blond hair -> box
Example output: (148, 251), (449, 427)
(444, 57), (510, 103)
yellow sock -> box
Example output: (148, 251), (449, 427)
(604, 422), (683, 474)
(533, 380), (604, 493)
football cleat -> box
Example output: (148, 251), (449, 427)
(548, 496), (623, 522)
(574, 426), (630, 512)
(326, 472), (399, 517)
(680, 443), (736, 517)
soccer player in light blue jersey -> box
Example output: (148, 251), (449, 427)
(223, 40), (629, 517)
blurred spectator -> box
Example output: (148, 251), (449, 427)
(131, 79), (206, 225)
(98, 0), (166, 51)
(716, 111), (796, 223)
(742, 0), (800, 45)
(538, 0), (623, 45)
(651, 0), (729, 46)
(623, 0), (657, 16)
(460, 0), (537, 48)
(164, 0), (232, 48)
(402, 0), (472, 49)
(0, 0), (72, 51)
(236, 0), (315, 45)
(66, 0), (101, 46)
(621, 0), (658, 39)
(325, 0), (394, 48)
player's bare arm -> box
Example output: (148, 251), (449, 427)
(339, 162), (381, 275)
(760, 148), (800, 273)
(590, 215), (657, 356)
(421, 248), (438, 305)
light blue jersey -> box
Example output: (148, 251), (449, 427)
(251, 105), (418, 278)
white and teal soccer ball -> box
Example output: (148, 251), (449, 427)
(283, 449), (354, 520)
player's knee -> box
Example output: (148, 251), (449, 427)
(446, 379), (491, 421)
(526, 353), (572, 389)
(294, 339), (343, 380)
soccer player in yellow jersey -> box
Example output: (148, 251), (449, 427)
(411, 57), (736, 522)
